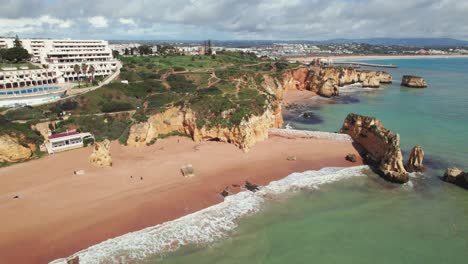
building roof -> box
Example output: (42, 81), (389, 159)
(49, 130), (80, 139)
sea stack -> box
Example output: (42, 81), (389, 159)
(401, 75), (427, 88)
(406, 145), (425, 172)
(89, 139), (113, 167)
(443, 168), (468, 190)
(341, 113), (408, 183)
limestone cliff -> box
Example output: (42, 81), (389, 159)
(89, 139), (112, 167)
(401, 75), (427, 88)
(127, 104), (283, 152)
(282, 66), (392, 97)
(0, 135), (33, 163)
(340, 113), (408, 183)
(128, 71), (285, 152)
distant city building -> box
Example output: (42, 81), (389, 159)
(0, 38), (118, 82)
(109, 43), (141, 55)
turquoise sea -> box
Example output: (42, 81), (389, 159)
(157, 58), (468, 264)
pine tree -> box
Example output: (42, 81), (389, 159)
(13, 35), (22, 48)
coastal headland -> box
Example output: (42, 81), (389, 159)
(0, 52), (407, 263)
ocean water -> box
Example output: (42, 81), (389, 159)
(155, 58), (468, 264)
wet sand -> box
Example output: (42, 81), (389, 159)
(0, 135), (362, 264)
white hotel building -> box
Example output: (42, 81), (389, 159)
(0, 38), (118, 82)
(0, 38), (119, 107)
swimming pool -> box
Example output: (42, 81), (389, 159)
(0, 86), (60, 96)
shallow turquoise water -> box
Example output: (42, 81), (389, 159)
(157, 58), (468, 264)
(288, 58), (468, 168)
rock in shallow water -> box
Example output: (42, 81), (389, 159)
(341, 113), (409, 183)
(443, 168), (468, 190)
(406, 146), (425, 173)
(401, 75), (427, 88)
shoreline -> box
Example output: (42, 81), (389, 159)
(287, 54), (468, 62)
(51, 165), (369, 264)
(0, 130), (363, 264)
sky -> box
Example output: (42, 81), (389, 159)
(0, 0), (467, 40)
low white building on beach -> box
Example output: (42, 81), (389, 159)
(47, 130), (94, 154)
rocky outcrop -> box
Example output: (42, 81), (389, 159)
(401, 75), (427, 88)
(0, 135), (33, 163)
(282, 67), (392, 97)
(318, 78), (339, 97)
(89, 139), (112, 167)
(341, 113), (408, 183)
(443, 168), (468, 189)
(127, 71), (286, 153)
(281, 67), (311, 91)
(406, 145), (425, 173)
(127, 104), (283, 152)
(358, 70), (392, 85)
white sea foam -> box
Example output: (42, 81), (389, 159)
(269, 128), (353, 142)
(50, 165), (369, 264)
(338, 83), (383, 93)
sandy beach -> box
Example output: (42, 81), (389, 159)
(287, 54), (468, 62)
(0, 132), (362, 264)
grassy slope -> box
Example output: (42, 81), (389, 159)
(2, 52), (301, 146)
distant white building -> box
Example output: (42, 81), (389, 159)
(0, 38), (118, 82)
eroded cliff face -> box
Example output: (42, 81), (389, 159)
(0, 135), (33, 163)
(282, 67), (392, 97)
(127, 105), (282, 152)
(341, 113), (409, 183)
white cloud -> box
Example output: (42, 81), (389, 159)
(0, 15), (73, 35)
(88, 16), (108, 28)
(119, 18), (136, 26)
(1, 0), (468, 40)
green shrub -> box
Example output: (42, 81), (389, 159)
(101, 102), (134, 113)
(167, 74), (196, 93)
(4, 107), (45, 121)
(173, 66), (186, 72)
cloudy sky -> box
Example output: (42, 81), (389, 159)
(0, 0), (467, 40)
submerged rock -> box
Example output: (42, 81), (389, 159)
(89, 139), (112, 167)
(245, 181), (260, 192)
(443, 168), (468, 189)
(401, 75), (427, 88)
(406, 146), (425, 172)
(341, 113), (408, 183)
(67, 256), (79, 264)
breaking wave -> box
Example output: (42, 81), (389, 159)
(50, 166), (370, 264)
